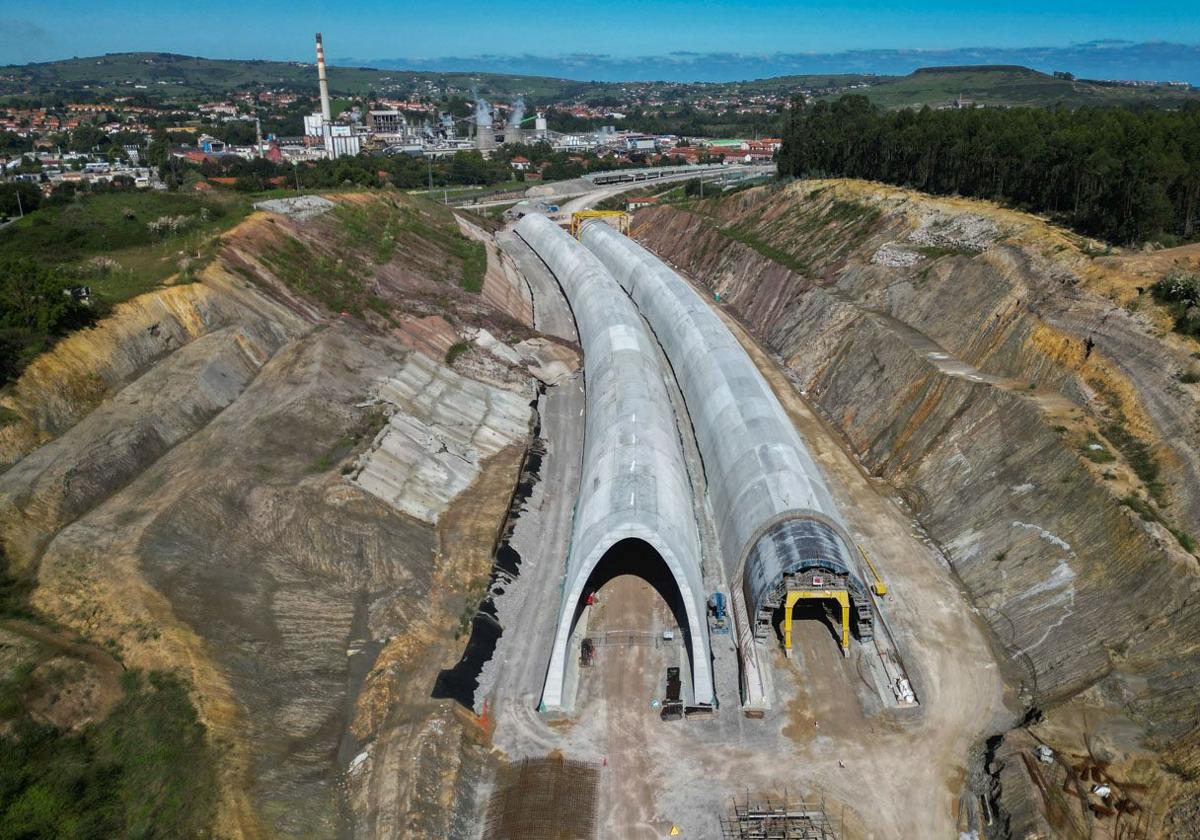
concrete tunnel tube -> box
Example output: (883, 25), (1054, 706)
(579, 221), (875, 674)
(514, 213), (715, 710)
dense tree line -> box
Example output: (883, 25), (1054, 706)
(163, 141), (649, 193)
(547, 105), (783, 140)
(0, 183), (42, 218)
(778, 95), (1200, 244)
(0, 258), (96, 382)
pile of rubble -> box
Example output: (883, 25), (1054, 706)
(253, 195), (335, 221)
(907, 209), (999, 253)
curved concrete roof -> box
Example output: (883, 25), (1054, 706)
(580, 221), (868, 618)
(515, 214), (714, 709)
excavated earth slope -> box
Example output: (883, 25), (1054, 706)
(634, 180), (1200, 836)
(0, 192), (568, 838)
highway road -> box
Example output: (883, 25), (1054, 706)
(456, 164), (774, 212)
(559, 164), (774, 215)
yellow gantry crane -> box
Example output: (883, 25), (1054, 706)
(782, 589), (851, 656)
(570, 210), (629, 238)
(781, 544), (887, 659)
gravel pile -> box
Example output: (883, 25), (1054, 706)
(907, 210), (998, 252)
(253, 195), (336, 221)
(871, 242), (924, 267)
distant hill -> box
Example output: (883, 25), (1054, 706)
(846, 65), (1200, 108)
(1, 53), (1196, 110)
(0, 52), (595, 102)
(353, 42), (1200, 84)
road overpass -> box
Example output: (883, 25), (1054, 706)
(453, 164), (775, 212)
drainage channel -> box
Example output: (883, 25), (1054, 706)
(432, 386), (547, 712)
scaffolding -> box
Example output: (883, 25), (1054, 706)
(719, 793), (840, 840)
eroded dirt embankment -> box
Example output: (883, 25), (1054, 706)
(634, 180), (1200, 835)
(0, 192), (563, 838)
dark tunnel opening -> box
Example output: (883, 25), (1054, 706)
(772, 598), (843, 647)
(565, 537), (697, 695)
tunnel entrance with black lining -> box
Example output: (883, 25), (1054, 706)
(565, 538), (698, 703)
(776, 598), (841, 644)
(760, 567), (862, 658)
(771, 589), (852, 658)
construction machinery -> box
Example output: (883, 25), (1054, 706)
(710, 591), (730, 634)
(570, 210), (629, 238)
(856, 542), (889, 597)
(661, 667), (683, 721)
(782, 588), (852, 657)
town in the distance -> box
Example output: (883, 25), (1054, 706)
(2, 14), (1200, 840)
(3, 34), (1196, 207)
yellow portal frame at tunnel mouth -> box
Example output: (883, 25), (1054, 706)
(782, 589), (850, 656)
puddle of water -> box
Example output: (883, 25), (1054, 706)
(432, 388), (547, 711)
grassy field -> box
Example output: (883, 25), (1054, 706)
(0, 189), (255, 384)
(413, 180), (526, 201)
(336, 196), (487, 292)
(725, 74), (879, 94)
(0, 191), (253, 307)
(256, 193), (487, 315)
(0, 186), (489, 385)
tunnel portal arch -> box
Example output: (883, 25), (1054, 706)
(515, 214), (714, 712)
(553, 536), (708, 707)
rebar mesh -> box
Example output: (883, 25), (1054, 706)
(483, 755), (600, 840)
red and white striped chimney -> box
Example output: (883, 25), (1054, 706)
(315, 33), (332, 124)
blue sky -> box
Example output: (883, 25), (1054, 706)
(3, 1), (1198, 78)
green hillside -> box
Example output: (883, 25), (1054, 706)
(847, 65), (1200, 108)
(2, 54), (1196, 110)
(0, 52), (596, 103)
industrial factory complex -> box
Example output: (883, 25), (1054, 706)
(275, 34), (776, 163)
(1, 31), (780, 199)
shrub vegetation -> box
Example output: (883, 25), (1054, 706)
(0, 670), (219, 839)
(0, 258), (96, 383)
(1150, 272), (1200, 337)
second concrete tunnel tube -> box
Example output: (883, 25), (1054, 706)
(579, 221), (874, 681)
(514, 214), (715, 710)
